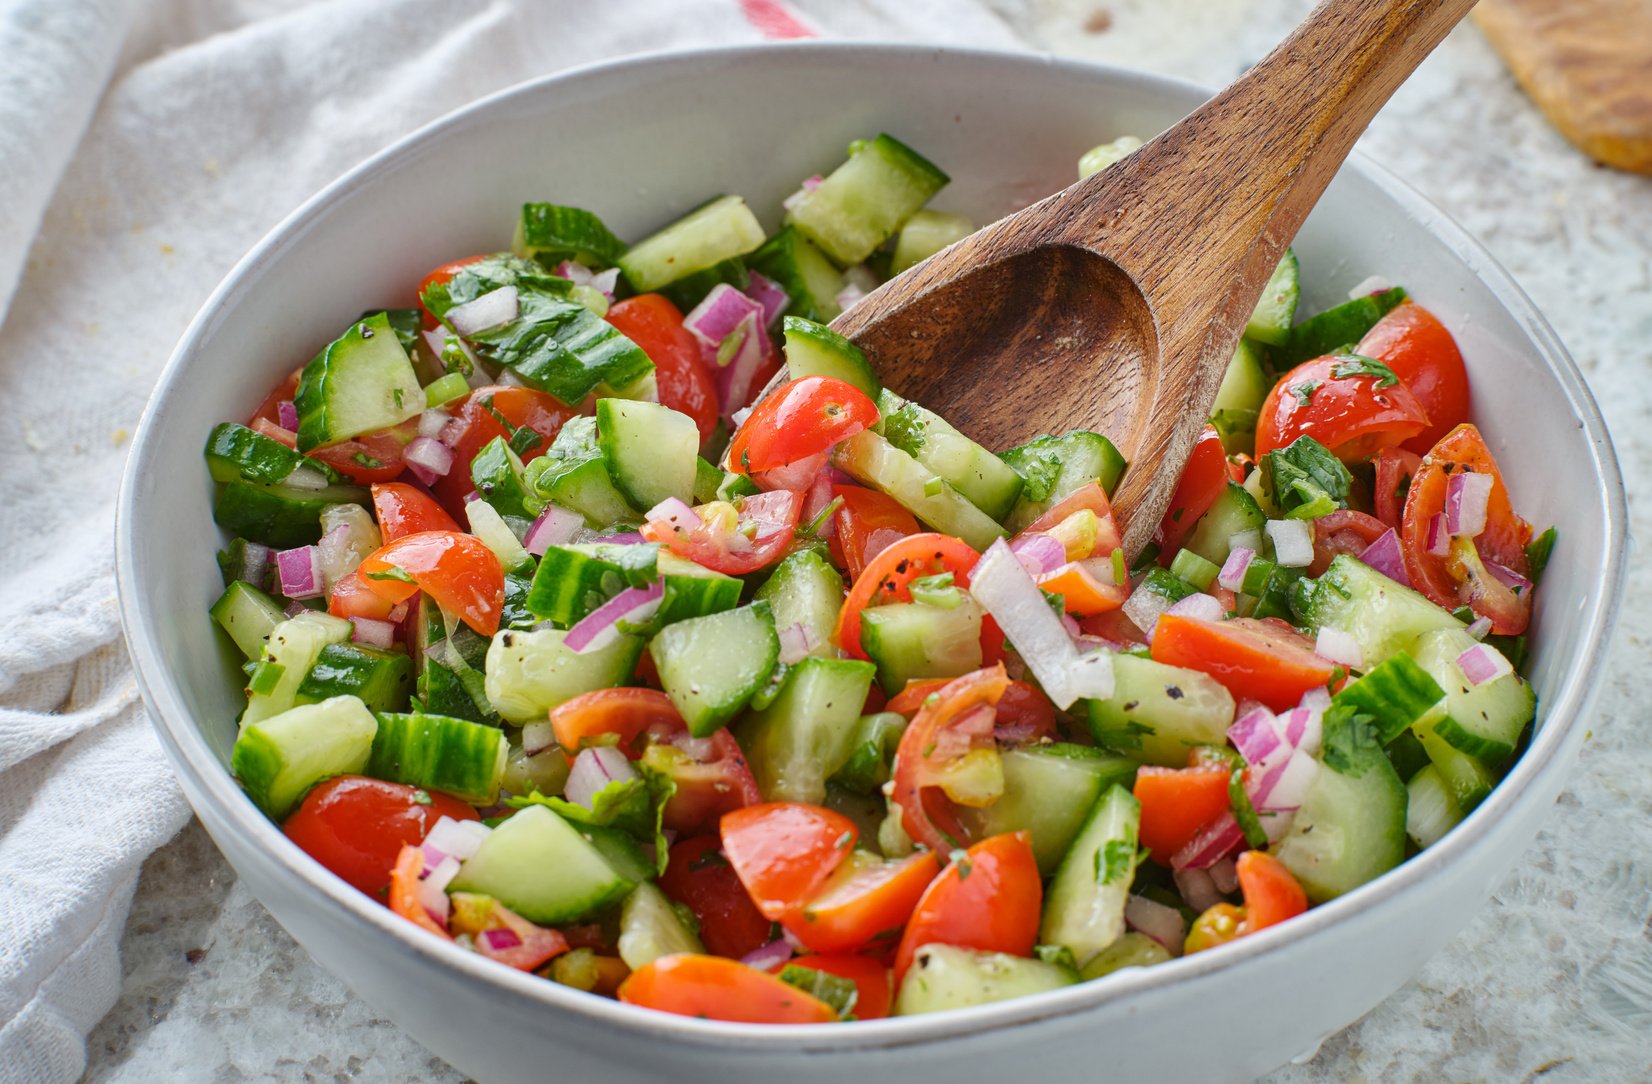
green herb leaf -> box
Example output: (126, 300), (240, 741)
(1525, 526), (1556, 586)
(1290, 381), (1319, 407)
(777, 965), (858, 1020)
(1329, 353), (1400, 387)
(364, 566), (416, 584)
(1262, 435), (1352, 517)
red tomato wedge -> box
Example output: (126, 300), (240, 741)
(1400, 423), (1534, 633)
(449, 896), (568, 972)
(836, 533), (986, 661)
(307, 425), (413, 484)
(606, 295), (719, 444)
(1156, 427), (1230, 556)
(1235, 849), (1308, 931)
(891, 665), (1010, 854)
(358, 530), (504, 636)
(1133, 766), (1232, 862)
(430, 386), (585, 513)
(1150, 615), (1338, 712)
(248, 368), (302, 428)
(782, 850), (940, 955)
(1374, 446), (1423, 529)
(550, 688), (683, 757)
(372, 482), (460, 541)
(727, 376), (880, 475)
(641, 490), (801, 576)
(780, 954), (893, 1020)
(658, 835), (774, 960)
(1255, 354), (1431, 462)
(327, 570), (403, 623)
(1355, 302), (1471, 454)
(283, 776), (477, 900)
(886, 676), (1055, 746)
(619, 954), (837, 1024)
(1308, 509), (1389, 577)
(720, 802), (857, 922)
(829, 485), (919, 581)
(893, 832), (1042, 985)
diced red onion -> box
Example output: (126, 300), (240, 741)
(968, 539), (1085, 709)
(1122, 582), (1176, 642)
(684, 284), (766, 357)
(565, 746), (636, 808)
(714, 313), (771, 417)
(1067, 650), (1116, 701)
(1466, 615), (1493, 641)
(447, 286), (519, 336)
(350, 616), (395, 649)
(740, 937), (795, 972)
(1228, 705), (1282, 766)
(1484, 560), (1533, 594)
(744, 271), (790, 328)
(404, 436), (454, 485)
(276, 400), (299, 430)
(1253, 747), (1320, 819)
(1314, 626), (1364, 670)
(480, 927), (523, 952)
(421, 853), (462, 892)
(1209, 856), (1240, 895)
(1426, 514), (1450, 556)
(780, 174), (823, 212)
(1346, 274), (1393, 299)
(1174, 867), (1225, 913)
(778, 623), (817, 665)
(1124, 895), (1186, 953)
(646, 497), (702, 533)
(1171, 813), (1244, 870)
(1357, 528), (1410, 586)
(418, 408), (452, 440)
(1167, 592), (1226, 623)
(1444, 471), (1492, 538)
(275, 545), (323, 600)
(283, 600), (309, 618)
(1266, 519), (1314, 568)
(1457, 643), (1513, 686)
(424, 816), (491, 862)
(415, 861), (455, 927)
(1300, 686), (1332, 714)
(1010, 532), (1066, 578)
(437, 416), (470, 448)
(554, 260), (594, 286)
(521, 720), (557, 758)
(564, 581), (666, 654)
(523, 505), (583, 555)
(835, 283), (865, 312)
(1218, 547), (1255, 592)
(590, 268), (620, 300)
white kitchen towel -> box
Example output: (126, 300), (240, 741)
(0, 1), (1023, 1081)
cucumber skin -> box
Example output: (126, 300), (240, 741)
(205, 422), (343, 486)
(449, 805), (630, 925)
(617, 195), (766, 294)
(294, 642), (414, 714)
(1282, 286), (1407, 367)
(831, 430), (1006, 551)
(782, 316), (880, 401)
(749, 228), (844, 324)
(788, 133), (950, 267)
(213, 481), (370, 550)
(366, 711), (506, 805)
(1040, 784), (1142, 964)
(232, 695), (378, 821)
(294, 312), (423, 452)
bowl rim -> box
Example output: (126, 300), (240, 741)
(115, 39), (1629, 1053)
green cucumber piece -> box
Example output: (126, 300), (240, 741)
(1275, 706), (1408, 903)
(1330, 653), (1446, 746)
(656, 257), (749, 314)
(1404, 764), (1463, 849)
(1412, 718), (1498, 811)
(1168, 549), (1221, 592)
(753, 549), (845, 661)
(1085, 654), (1236, 767)
(412, 595), (497, 725)
(210, 581), (288, 659)
(617, 195), (766, 294)
(1040, 785), (1142, 965)
(526, 543), (660, 625)
(878, 390), (1023, 521)
(205, 423), (343, 487)
(1301, 554), (1464, 668)
(423, 371), (471, 408)
(890, 210), (974, 275)
(294, 642), (414, 714)
(595, 398), (698, 512)
(1000, 431), (1129, 533)
(419, 254), (572, 319)
(482, 627), (644, 725)
(450, 805), (629, 924)
(242, 612), (354, 726)
(1243, 251), (1300, 347)
(894, 944), (1074, 1016)
(735, 657), (876, 803)
(1282, 286), (1408, 366)
(1408, 629), (1534, 762)
(748, 227), (845, 323)
(1210, 339), (1272, 455)
(365, 711), (507, 805)
(960, 745), (1139, 875)
(654, 551), (745, 627)
(859, 598), (984, 694)
(831, 430), (1006, 551)
(1079, 931), (1172, 980)
(213, 480), (370, 550)
(617, 882), (704, 971)
(781, 316), (879, 400)
(788, 134), (949, 267)
(231, 695), (378, 820)
(1182, 482), (1267, 566)
(650, 602), (780, 737)
(470, 437), (544, 522)
(830, 712), (908, 795)
(512, 203), (627, 267)
(529, 455), (640, 528)
(293, 313), (424, 452)
(467, 289), (654, 408)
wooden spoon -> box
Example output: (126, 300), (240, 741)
(750, 0), (1477, 554)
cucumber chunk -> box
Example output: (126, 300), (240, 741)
(736, 657), (876, 803)
(450, 804), (629, 924)
(1243, 250), (1300, 347)
(961, 745), (1139, 875)
(831, 430), (1006, 551)
(294, 642), (414, 714)
(529, 455), (640, 529)
(1000, 431), (1129, 533)
(242, 612), (354, 726)
(1040, 785), (1142, 964)
(1085, 654), (1236, 767)
(617, 195), (766, 294)
(365, 711), (507, 805)
(781, 317), (879, 400)
(1210, 340), (1272, 455)
(412, 596), (496, 725)
(483, 627), (644, 725)
(210, 580), (288, 659)
(205, 422), (343, 487)
(1412, 716), (1498, 812)
(617, 882), (704, 971)
(1405, 764), (1463, 849)
(470, 437), (544, 523)
(788, 134), (949, 267)
(890, 210), (974, 275)
(512, 203), (627, 267)
(859, 598), (984, 694)
(753, 549), (845, 661)
(878, 390), (1023, 521)
(213, 480), (370, 550)
(1330, 652), (1446, 746)
(1301, 554), (1464, 668)
(1079, 931), (1172, 980)
(830, 712), (908, 795)
(231, 695), (378, 819)
(895, 944), (1074, 1016)
(596, 398), (699, 512)
(749, 227), (845, 323)
(1182, 482), (1266, 566)
(294, 312), (424, 452)
(1282, 286), (1407, 367)
(650, 602), (780, 736)
(1408, 629), (1534, 762)
(1275, 707), (1408, 902)
(656, 257), (749, 315)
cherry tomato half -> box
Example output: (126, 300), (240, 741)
(1156, 426), (1230, 556)
(1308, 509), (1389, 577)
(606, 295), (719, 444)
(358, 530), (504, 636)
(1149, 615), (1338, 712)
(658, 835), (774, 960)
(829, 485), (919, 581)
(619, 954), (836, 1024)
(720, 802), (856, 923)
(835, 533), (986, 661)
(1355, 302), (1471, 454)
(641, 490), (802, 576)
(727, 376), (880, 475)
(1256, 354), (1430, 463)
(283, 776), (477, 900)
(891, 665), (1009, 854)
(372, 482), (460, 541)
(893, 832), (1042, 985)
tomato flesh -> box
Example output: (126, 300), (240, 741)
(720, 802), (857, 923)
(1235, 849), (1308, 931)
(1355, 302), (1471, 454)
(893, 832), (1042, 984)
(1156, 427), (1230, 556)
(829, 485), (919, 581)
(658, 835), (774, 960)
(1150, 615), (1338, 712)
(641, 490), (801, 576)
(728, 376), (879, 475)
(619, 953), (837, 1023)
(1255, 354), (1431, 462)
(283, 776), (477, 899)
(430, 386), (584, 514)
(891, 665), (1009, 853)
(358, 530), (504, 636)
(781, 954), (893, 1020)
(606, 295), (718, 443)
(1133, 766), (1232, 862)
(782, 850), (940, 955)
(372, 482), (460, 541)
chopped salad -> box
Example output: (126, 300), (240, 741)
(205, 131), (1552, 1023)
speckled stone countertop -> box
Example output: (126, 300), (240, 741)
(86, 2), (1652, 1081)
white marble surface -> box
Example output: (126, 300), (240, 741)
(87, 2), (1652, 1081)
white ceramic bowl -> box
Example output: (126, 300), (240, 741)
(116, 43), (1626, 1083)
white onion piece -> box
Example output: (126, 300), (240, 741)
(447, 285), (518, 336)
(1457, 643), (1513, 686)
(350, 616), (395, 650)
(1228, 705), (1282, 766)
(835, 283), (866, 312)
(282, 464), (331, 491)
(1228, 529), (1263, 556)
(590, 268), (620, 301)
(521, 720), (557, 758)
(1174, 867), (1224, 914)
(1167, 592), (1225, 623)
(565, 746), (636, 808)
(418, 408), (452, 440)
(1465, 615), (1493, 641)
(1122, 581), (1176, 641)
(1314, 626), (1364, 671)
(1346, 274), (1393, 299)
(778, 623), (817, 665)
(1124, 895), (1186, 953)
(415, 865), (454, 927)
(423, 854), (462, 894)
(1445, 471), (1492, 538)
(424, 816), (491, 862)
(1266, 518), (1314, 568)
(740, 938), (795, 972)
(730, 406), (753, 430)
(968, 539), (1083, 709)
(1010, 532), (1066, 578)
(1300, 686), (1332, 714)
(404, 436), (454, 483)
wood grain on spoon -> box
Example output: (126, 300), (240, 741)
(751, 0), (1479, 555)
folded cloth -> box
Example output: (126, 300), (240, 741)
(0, 1), (1021, 1081)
